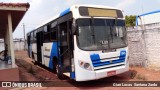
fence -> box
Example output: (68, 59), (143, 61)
(127, 28), (160, 70)
(0, 40), (25, 52)
(0, 42), (4, 52)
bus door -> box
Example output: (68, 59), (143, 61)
(36, 32), (43, 63)
(59, 21), (72, 76)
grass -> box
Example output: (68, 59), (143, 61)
(130, 70), (137, 79)
(136, 74), (147, 80)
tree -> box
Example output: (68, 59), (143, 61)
(125, 15), (136, 27)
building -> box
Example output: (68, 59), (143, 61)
(127, 10), (160, 70)
(136, 10), (160, 30)
(0, 3), (30, 81)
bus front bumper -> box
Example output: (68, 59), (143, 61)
(75, 63), (129, 81)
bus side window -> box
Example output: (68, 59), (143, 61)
(50, 27), (57, 41)
(43, 25), (51, 42)
(50, 21), (58, 41)
(60, 22), (68, 46)
(31, 32), (34, 43)
(34, 31), (37, 42)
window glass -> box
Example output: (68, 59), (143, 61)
(77, 19), (93, 50)
(77, 19), (127, 50)
(50, 27), (57, 41)
(51, 21), (57, 28)
(44, 26), (47, 32)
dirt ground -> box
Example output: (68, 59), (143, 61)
(8, 51), (160, 90)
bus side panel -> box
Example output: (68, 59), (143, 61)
(42, 42), (52, 67)
(42, 42), (59, 69)
(49, 42), (59, 69)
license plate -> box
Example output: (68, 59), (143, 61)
(107, 71), (116, 76)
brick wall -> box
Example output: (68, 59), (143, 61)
(127, 28), (160, 70)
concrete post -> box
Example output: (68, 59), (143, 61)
(7, 13), (15, 67)
(4, 28), (7, 48)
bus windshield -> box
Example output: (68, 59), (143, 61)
(77, 18), (127, 51)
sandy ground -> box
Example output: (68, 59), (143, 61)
(4, 51), (160, 90)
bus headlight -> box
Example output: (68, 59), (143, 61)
(84, 63), (90, 69)
(78, 60), (92, 71)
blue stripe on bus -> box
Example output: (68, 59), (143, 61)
(70, 72), (75, 79)
(60, 8), (70, 17)
(90, 54), (100, 61)
(49, 42), (59, 69)
(90, 50), (126, 67)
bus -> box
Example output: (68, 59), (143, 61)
(27, 5), (129, 81)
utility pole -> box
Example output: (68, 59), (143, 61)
(23, 23), (26, 50)
(140, 0), (145, 29)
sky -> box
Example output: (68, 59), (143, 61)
(0, 0), (160, 38)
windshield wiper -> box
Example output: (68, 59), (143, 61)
(91, 17), (96, 45)
(110, 18), (118, 43)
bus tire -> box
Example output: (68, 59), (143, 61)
(56, 63), (64, 80)
(52, 57), (57, 73)
(34, 61), (38, 65)
(32, 51), (35, 60)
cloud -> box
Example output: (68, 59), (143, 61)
(13, 0), (137, 38)
(116, 0), (136, 9)
(66, 0), (80, 5)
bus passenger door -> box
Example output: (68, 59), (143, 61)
(59, 21), (72, 77)
(36, 32), (43, 63)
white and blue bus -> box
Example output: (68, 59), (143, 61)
(27, 5), (129, 81)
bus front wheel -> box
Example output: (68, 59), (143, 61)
(56, 63), (64, 80)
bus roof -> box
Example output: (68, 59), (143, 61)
(28, 5), (122, 33)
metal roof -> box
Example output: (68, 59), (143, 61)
(136, 10), (160, 26)
(0, 3), (29, 8)
(0, 3), (30, 38)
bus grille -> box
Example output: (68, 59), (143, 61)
(90, 52), (126, 70)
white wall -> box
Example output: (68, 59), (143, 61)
(137, 12), (160, 25)
(0, 42), (4, 52)
(127, 28), (160, 70)
(0, 41), (25, 52)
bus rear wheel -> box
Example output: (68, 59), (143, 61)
(52, 60), (57, 73)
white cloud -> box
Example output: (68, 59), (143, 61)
(116, 0), (136, 9)
(29, 0), (43, 10)
(66, 0), (83, 6)
(13, 0), (138, 38)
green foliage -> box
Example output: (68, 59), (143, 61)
(125, 15), (136, 27)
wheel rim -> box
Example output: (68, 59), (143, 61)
(56, 64), (59, 74)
